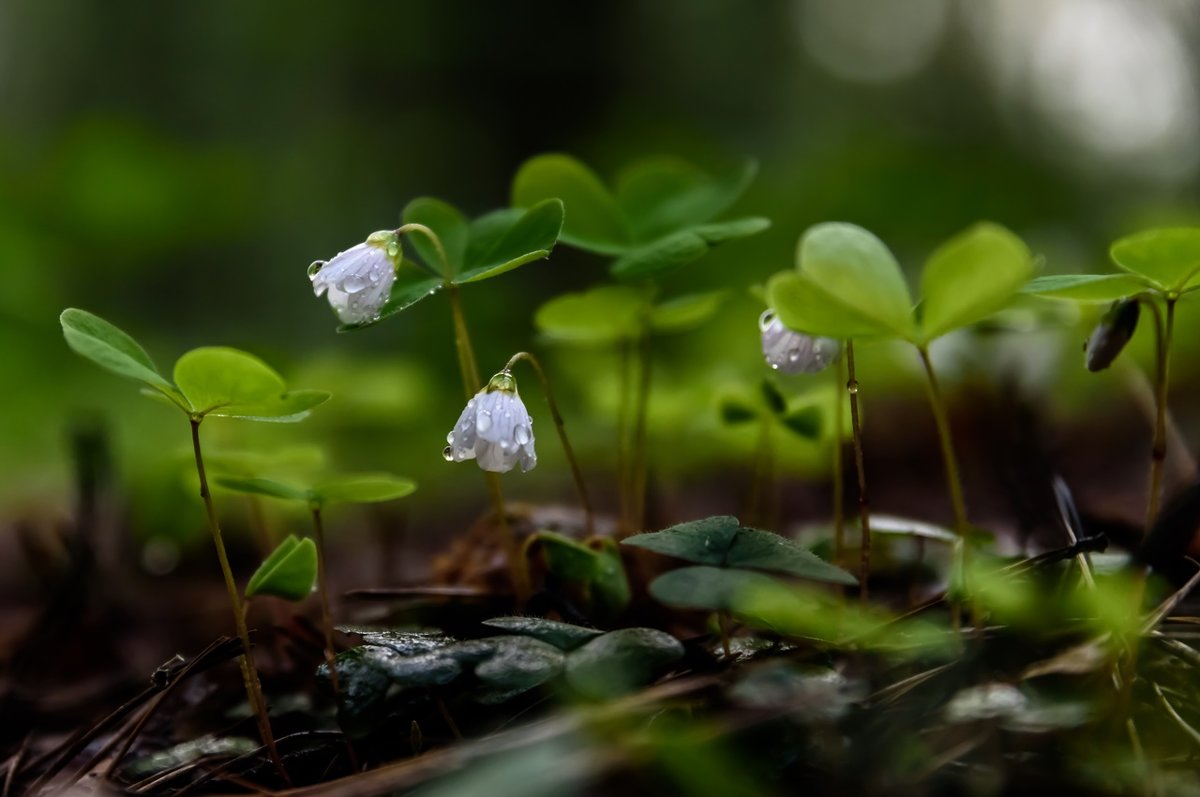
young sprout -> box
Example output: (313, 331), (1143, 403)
(308, 230), (401, 325)
(60, 309), (330, 783)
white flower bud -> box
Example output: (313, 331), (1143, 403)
(759, 309), (839, 374)
(309, 230), (400, 325)
(443, 371), (537, 473)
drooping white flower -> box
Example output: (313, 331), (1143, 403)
(309, 230), (400, 325)
(759, 309), (839, 374)
(443, 371), (537, 473)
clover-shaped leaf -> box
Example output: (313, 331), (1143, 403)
(533, 532), (632, 615)
(401, 197), (564, 285)
(244, 534), (317, 601)
(60, 308), (174, 392)
(648, 290), (727, 334)
(535, 285), (649, 345)
(564, 627), (684, 699)
(649, 565), (780, 612)
(1110, 227), (1200, 292)
(513, 154), (767, 280)
(622, 515), (741, 565)
(1023, 274), (1147, 303)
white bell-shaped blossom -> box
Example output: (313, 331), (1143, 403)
(309, 230), (400, 325)
(759, 309), (839, 374)
(443, 371), (537, 473)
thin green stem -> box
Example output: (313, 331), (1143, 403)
(503, 351), (595, 537)
(845, 342), (871, 602)
(310, 506), (341, 697)
(832, 350), (846, 571)
(630, 330), (653, 533)
(1146, 297), (1175, 531)
(189, 418), (287, 784)
(397, 222), (453, 280)
(446, 283), (481, 397)
(616, 339), (633, 535)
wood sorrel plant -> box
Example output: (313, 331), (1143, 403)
(515, 154), (769, 533)
(59, 308), (330, 781)
(766, 223), (1035, 620)
(310, 197), (564, 601)
(1025, 227), (1200, 531)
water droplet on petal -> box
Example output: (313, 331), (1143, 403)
(787, 348), (801, 362)
(308, 260), (326, 279)
(446, 432), (455, 444)
(758, 310), (776, 331)
(342, 273), (370, 294)
(442, 446), (454, 462)
(386, 240), (401, 258)
(477, 411), (492, 433)
(514, 425), (530, 445)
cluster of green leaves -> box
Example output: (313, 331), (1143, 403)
(340, 197), (565, 330)
(1026, 227), (1200, 303)
(513, 154), (769, 280)
(767, 222), (1035, 345)
(717, 378), (824, 441)
(622, 515), (856, 615)
(329, 619), (683, 734)
(534, 284), (726, 345)
(61, 308), (329, 421)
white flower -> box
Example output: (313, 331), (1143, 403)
(759, 309), (839, 374)
(443, 371), (537, 473)
(309, 230), (399, 325)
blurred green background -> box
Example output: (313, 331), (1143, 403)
(4, 0), (1200, 569)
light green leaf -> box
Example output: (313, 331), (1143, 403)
(214, 476), (309, 502)
(767, 270), (894, 338)
(536, 531), (605, 582)
(313, 473), (417, 505)
(535, 284), (649, 345)
(919, 223), (1034, 341)
(173, 347), (286, 417)
(725, 529), (857, 585)
(60, 308), (174, 392)
(797, 223), (915, 339)
(245, 535), (317, 601)
(615, 157), (757, 242)
(1110, 227), (1200, 291)
(649, 565), (781, 611)
(621, 515), (741, 565)
(1023, 273), (1148, 302)
(212, 389), (330, 422)
(339, 272), (444, 332)
(692, 217), (771, 244)
(403, 197), (468, 277)
(650, 291), (726, 334)
(512, 154), (630, 255)
(454, 199), (564, 284)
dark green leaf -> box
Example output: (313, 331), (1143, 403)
(724, 529), (858, 585)
(244, 535), (317, 601)
(473, 636), (564, 703)
(621, 515), (741, 564)
(60, 308), (175, 393)
(454, 199), (564, 284)
(512, 154), (630, 254)
(565, 628), (684, 699)
(403, 197), (469, 277)
(780, 405), (822, 439)
(649, 565), (781, 611)
(759, 380), (787, 416)
(718, 395), (759, 426)
(610, 218), (769, 281)
(482, 616), (604, 651)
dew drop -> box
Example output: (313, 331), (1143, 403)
(307, 260), (326, 279)
(847, 379), (860, 395)
(514, 425), (531, 445)
(477, 411), (493, 433)
(341, 273), (370, 294)
(758, 310), (776, 331)
(386, 240), (401, 258)
(769, 362), (780, 371)
(441, 446), (454, 461)
(787, 348), (802, 362)
(446, 432), (455, 444)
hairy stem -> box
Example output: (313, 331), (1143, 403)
(310, 506), (341, 698)
(846, 342), (871, 602)
(504, 351), (595, 536)
(189, 418), (287, 784)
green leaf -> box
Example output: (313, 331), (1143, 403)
(615, 157), (757, 242)
(649, 565), (781, 611)
(60, 308), (174, 393)
(216, 389), (330, 422)
(795, 223), (915, 339)
(565, 628), (684, 699)
(403, 197), (469, 277)
(1023, 274), (1148, 302)
(919, 223), (1034, 341)
(760, 380), (787, 416)
(339, 272), (444, 332)
(512, 154), (630, 255)
(473, 637), (565, 703)
(780, 405), (823, 439)
(173, 347), (286, 417)
(313, 473), (417, 505)
(481, 616), (604, 651)
(454, 199), (564, 284)
(214, 476), (309, 502)
(1110, 228), (1200, 291)
(725, 529), (857, 585)
(649, 291), (726, 334)
(768, 270), (892, 338)
(535, 285), (649, 345)
(244, 535), (317, 601)
(718, 395), (759, 426)
(610, 218), (770, 281)
(590, 538), (633, 615)
(536, 531), (604, 581)
(621, 515), (741, 565)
